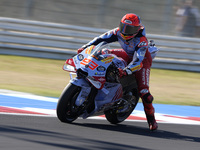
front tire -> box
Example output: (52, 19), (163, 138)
(56, 83), (81, 123)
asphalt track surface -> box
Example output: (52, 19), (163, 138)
(0, 114), (200, 150)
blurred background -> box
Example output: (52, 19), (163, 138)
(1, 0), (200, 37)
(0, 0), (200, 105)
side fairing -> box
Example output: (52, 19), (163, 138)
(94, 82), (123, 111)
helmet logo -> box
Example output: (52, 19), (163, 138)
(124, 20), (132, 24)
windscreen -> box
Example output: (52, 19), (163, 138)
(90, 42), (110, 60)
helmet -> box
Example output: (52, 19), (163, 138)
(119, 13), (142, 40)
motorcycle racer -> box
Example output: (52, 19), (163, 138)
(78, 13), (158, 131)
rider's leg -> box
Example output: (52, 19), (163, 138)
(109, 49), (130, 63)
(135, 50), (158, 131)
(141, 92), (158, 131)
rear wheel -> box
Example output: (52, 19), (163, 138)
(105, 89), (139, 124)
(56, 83), (81, 123)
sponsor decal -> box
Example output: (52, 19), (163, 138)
(105, 60), (112, 64)
(68, 59), (73, 64)
(124, 20), (132, 24)
(138, 41), (147, 47)
(85, 45), (94, 54)
(66, 58), (75, 67)
(95, 72), (105, 76)
(93, 76), (106, 83)
(77, 54), (84, 61)
(97, 66), (106, 72)
(142, 68), (145, 85)
(98, 77), (106, 82)
(130, 65), (141, 72)
(146, 68), (150, 86)
(101, 56), (114, 63)
(140, 89), (149, 94)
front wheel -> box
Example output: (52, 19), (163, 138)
(56, 83), (81, 123)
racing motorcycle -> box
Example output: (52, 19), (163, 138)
(56, 42), (139, 124)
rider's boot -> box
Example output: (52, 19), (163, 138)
(142, 93), (158, 131)
(145, 108), (158, 131)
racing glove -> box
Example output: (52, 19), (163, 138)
(77, 48), (84, 54)
(118, 68), (132, 78)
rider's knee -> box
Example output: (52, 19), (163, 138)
(141, 92), (154, 104)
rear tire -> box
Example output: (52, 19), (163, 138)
(105, 89), (139, 124)
(56, 83), (81, 123)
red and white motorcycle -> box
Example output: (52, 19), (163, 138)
(56, 42), (139, 124)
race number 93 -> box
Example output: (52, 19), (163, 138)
(80, 58), (98, 70)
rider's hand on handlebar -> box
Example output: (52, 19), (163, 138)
(118, 68), (132, 78)
(77, 48), (84, 54)
(118, 68), (127, 78)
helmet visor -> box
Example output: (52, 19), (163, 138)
(119, 22), (140, 35)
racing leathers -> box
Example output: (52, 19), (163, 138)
(78, 26), (158, 131)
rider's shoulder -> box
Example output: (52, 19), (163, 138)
(110, 27), (120, 35)
(103, 28), (118, 36)
(136, 35), (148, 48)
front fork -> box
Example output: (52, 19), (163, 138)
(85, 86), (98, 114)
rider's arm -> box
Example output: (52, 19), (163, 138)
(124, 36), (148, 74)
(81, 28), (118, 49)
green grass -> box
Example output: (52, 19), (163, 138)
(0, 55), (200, 106)
(150, 69), (200, 106)
(0, 55), (69, 97)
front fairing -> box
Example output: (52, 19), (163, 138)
(64, 42), (127, 89)
(75, 43), (112, 73)
(74, 43), (114, 89)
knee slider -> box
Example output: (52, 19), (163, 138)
(142, 93), (154, 104)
